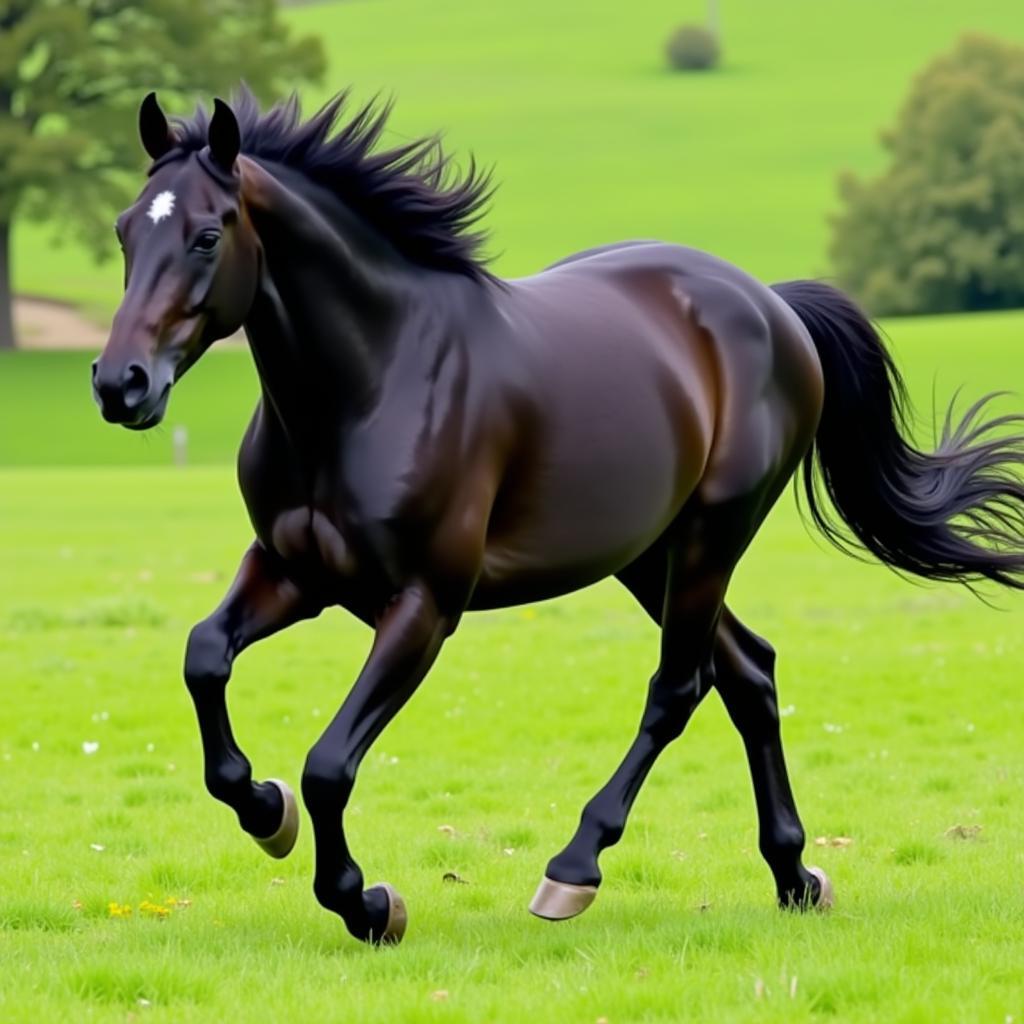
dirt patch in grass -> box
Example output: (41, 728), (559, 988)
(14, 296), (107, 350)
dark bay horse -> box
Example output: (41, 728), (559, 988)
(93, 88), (1024, 945)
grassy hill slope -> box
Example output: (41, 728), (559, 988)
(11, 0), (1024, 321)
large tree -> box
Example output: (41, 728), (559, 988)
(0, 0), (324, 348)
(830, 34), (1024, 316)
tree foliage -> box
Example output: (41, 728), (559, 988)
(0, 0), (325, 346)
(830, 34), (1024, 316)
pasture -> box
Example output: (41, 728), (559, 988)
(1, 312), (1022, 1020)
(11, 0), (1024, 320)
(3, 0), (1024, 1020)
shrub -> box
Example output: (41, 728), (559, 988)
(665, 24), (720, 72)
(830, 34), (1024, 316)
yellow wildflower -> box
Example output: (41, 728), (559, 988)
(108, 902), (132, 918)
(139, 900), (171, 919)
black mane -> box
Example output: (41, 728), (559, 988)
(172, 85), (494, 280)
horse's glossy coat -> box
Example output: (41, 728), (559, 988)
(93, 90), (1024, 944)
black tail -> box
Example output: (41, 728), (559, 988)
(772, 279), (1024, 590)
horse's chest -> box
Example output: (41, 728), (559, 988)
(268, 507), (357, 577)
(262, 505), (388, 621)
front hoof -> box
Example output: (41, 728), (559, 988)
(528, 876), (598, 921)
(252, 779), (299, 859)
(807, 866), (834, 910)
(366, 882), (407, 945)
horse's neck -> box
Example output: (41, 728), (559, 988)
(238, 159), (496, 462)
(240, 164), (401, 448)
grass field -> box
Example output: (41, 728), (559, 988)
(1, 312), (1023, 1020)
(1, 465), (1022, 1022)
(3, 1), (1024, 1019)
(11, 0), (1024, 321)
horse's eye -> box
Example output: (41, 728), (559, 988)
(192, 231), (220, 253)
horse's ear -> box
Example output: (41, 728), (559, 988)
(139, 92), (173, 161)
(208, 98), (241, 173)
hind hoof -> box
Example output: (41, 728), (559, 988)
(367, 882), (407, 945)
(807, 866), (834, 910)
(529, 876), (598, 921)
(252, 779), (299, 859)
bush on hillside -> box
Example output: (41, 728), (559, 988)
(830, 34), (1024, 316)
(665, 25), (720, 72)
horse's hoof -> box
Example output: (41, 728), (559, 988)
(528, 876), (598, 921)
(252, 779), (299, 859)
(367, 882), (407, 945)
(807, 866), (834, 910)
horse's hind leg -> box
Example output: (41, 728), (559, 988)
(184, 541), (320, 856)
(714, 608), (832, 908)
(530, 505), (746, 921)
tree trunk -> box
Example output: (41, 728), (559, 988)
(0, 219), (16, 350)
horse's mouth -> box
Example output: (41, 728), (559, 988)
(122, 384), (171, 431)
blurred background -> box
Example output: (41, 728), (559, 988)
(1, 0), (1022, 465)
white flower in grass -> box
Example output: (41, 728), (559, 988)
(82, 741), (99, 755)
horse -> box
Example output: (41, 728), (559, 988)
(92, 87), (1024, 945)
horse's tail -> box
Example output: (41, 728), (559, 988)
(771, 279), (1024, 589)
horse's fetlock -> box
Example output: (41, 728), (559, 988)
(313, 866), (362, 914)
(762, 824), (805, 860)
(206, 757), (251, 803)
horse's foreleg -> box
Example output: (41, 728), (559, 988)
(302, 582), (450, 945)
(532, 521), (736, 922)
(713, 607), (832, 909)
(184, 541), (319, 853)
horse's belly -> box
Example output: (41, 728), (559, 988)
(472, 381), (708, 608)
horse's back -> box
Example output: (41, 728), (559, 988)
(535, 242), (824, 499)
(472, 243), (822, 606)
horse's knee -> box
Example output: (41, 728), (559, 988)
(302, 749), (356, 814)
(183, 620), (231, 692)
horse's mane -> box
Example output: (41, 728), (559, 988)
(172, 84), (494, 280)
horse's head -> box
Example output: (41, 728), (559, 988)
(93, 94), (258, 429)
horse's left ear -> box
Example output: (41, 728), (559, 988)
(208, 98), (241, 173)
(139, 92), (174, 161)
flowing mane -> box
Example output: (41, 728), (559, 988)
(170, 85), (494, 280)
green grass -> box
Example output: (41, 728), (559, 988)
(1, 463), (1022, 1022)
(12, 0), (1024, 321)
(4, 3), (1024, 1018)
(2, 307), (1022, 466)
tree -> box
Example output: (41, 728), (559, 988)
(0, 0), (325, 348)
(830, 34), (1024, 317)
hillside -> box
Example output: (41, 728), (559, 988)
(11, 0), (1024, 321)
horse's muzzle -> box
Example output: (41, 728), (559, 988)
(91, 357), (170, 429)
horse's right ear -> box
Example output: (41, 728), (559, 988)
(139, 92), (174, 161)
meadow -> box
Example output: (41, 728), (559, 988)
(1, 449), (1022, 1022)
(11, 0), (1024, 320)
(3, 0), (1024, 1020)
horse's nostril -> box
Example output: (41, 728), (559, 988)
(91, 359), (99, 382)
(122, 362), (151, 409)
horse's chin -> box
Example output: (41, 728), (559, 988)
(122, 384), (171, 431)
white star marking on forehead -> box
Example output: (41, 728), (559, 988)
(147, 190), (176, 224)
